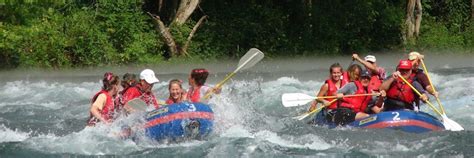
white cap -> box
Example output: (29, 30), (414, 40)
(408, 51), (423, 60)
(364, 55), (376, 62)
(140, 69), (159, 84)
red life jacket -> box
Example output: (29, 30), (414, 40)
(340, 81), (371, 113)
(121, 85), (160, 109)
(115, 86), (132, 110)
(368, 74), (382, 91)
(386, 75), (416, 104)
(325, 79), (347, 109)
(165, 98), (176, 105)
(188, 85), (209, 103)
(87, 90), (115, 126)
(342, 72), (350, 83)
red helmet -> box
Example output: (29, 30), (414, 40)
(397, 60), (412, 70)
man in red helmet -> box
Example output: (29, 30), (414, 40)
(380, 60), (428, 111)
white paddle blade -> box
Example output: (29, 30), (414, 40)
(236, 48), (264, 72)
(127, 98), (148, 112)
(281, 93), (315, 107)
(441, 114), (464, 131)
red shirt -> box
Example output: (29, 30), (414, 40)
(121, 85), (160, 109)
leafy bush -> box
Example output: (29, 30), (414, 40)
(0, 1), (163, 68)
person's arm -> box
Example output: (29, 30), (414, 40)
(210, 87), (222, 94)
(308, 100), (318, 112)
(181, 89), (188, 101)
(336, 82), (356, 95)
(413, 81), (429, 102)
(90, 94), (109, 123)
(416, 72), (438, 97)
(380, 73), (398, 91)
(336, 83), (357, 99)
(353, 54), (378, 74)
(316, 83), (329, 104)
(377, 67), (387, 80)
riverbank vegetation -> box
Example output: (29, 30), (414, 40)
(1, 0), (473, 68)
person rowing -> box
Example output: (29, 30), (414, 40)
(352, 54), (386, 91)
(308, 63), (347, 112)
(121, 69), (161, 112)
(380, 60), (428, 111)
(326, 69), (384, 125)
(187, 68), (221, 103)
(408, 52), (439, 98)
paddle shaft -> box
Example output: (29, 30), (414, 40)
(202, 72), (236, 99)
(420, 59), (446, 114)
(399, 76), (443, 116)
(295, 100), (337, 120)
(318, 93), (379, 99)
(202, 50), (262, 100)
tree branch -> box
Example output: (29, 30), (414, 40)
(182, 15), (208, 56)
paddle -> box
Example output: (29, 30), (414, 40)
(126, 98), (167, 112)
(419, 59), (464, 131)
(420, 59), (444, 114)
(202, 48), (264, 100)
(282, 93), (379, 107)
(127, 98), (148, 112)
(399, 75), (464, 131)
(292, 100), (337, 120)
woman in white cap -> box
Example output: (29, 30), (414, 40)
(121, 69), (161, 111)
(352, 53), (386, 91)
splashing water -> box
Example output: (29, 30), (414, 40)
(1, 54), (474, 157)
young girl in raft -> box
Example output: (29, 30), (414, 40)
(187, 68), (221, 103)
(87, 72), (120, 126)
(165, 79), (187, 104)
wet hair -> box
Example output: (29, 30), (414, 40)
(347, 64), (362, 82)
(329, 63), (343, 73)
(191, 68), (209, 86)
(102, 72), (120, 91)
(168, 79), (183, 90)
(121, 73), (137, 89)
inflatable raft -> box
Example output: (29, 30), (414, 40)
(312, 110), (444, 133)
(144, 102), (214, 141)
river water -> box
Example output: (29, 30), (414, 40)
(1, 53), (473, 157)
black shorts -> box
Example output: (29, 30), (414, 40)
(384, 99), (414, 111)
(326, 108), (356, 126)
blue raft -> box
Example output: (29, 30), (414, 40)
(144, 102), (214, 141)
(313, 110), (445, 133)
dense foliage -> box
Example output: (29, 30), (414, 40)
(0, 0), (472, 68)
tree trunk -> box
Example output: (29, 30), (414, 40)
(414, 0), (422, 37)
(149, 0), (205, 57)
(404, 0), (416, 44)
(472, 0), (474, 20)
(148, 12), (179, 57)
(175, 0), (200, 25)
